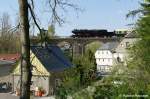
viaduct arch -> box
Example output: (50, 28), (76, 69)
(31, 37), (123, 58)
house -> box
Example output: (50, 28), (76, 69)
(0, 54), (20, 78)
(95, 42), (120, 76)
(0, 54), (20, 92)
(95, 31), (139, 76)
(0, 54), (20, 62)
(0, 60), (15, 76)
(12, 45), (73, 96)
(115, 31), (139, 61)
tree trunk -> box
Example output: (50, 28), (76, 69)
(18, 0), (31, 99)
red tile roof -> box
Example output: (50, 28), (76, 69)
(0, 54), (20, 62)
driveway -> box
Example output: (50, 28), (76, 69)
(0, 93), (55, 99)
(0, 93), (19, 99)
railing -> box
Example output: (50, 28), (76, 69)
(51, 36), (123, 39)
(53, 36), (70, 38)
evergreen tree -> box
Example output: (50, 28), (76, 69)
(114, 0), (150, 96)
(93, 1), (150, 98)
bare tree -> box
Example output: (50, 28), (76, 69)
(0, 12), (21, 53)
(18, 0), (79, 99)
(0, 13), (11, 53)
(0, 13), (11, 36)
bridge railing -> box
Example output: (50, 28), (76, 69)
(54, 36), (70, 38)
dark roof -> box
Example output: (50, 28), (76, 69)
(98, 42), (119, 50)
(125, 32), (138, 38)
(31, 45), (73, 72)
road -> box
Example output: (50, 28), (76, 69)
(0, 93), (55, 99)
(0, 93), (19, 99)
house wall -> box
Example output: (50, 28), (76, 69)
(49, 72), (64, 95)
(13, 75), (50, 96)
(95, 50), (113, 66)
(95, 50), (113, 73)
(0, 63), (14, 92)
(97, 65), (112, 73)
(13, 51), (50, 76)
(0, 64), (13, 77)
(95, 50), (124, 73)
(115, 38), (137, 58)
(13, 71), (65, 96)
(113, 53), (124, 62)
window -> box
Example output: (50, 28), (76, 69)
(117, 57), (121, 62)
(101, 66), (105, 71)
(121, 44), (124, 47)
(106, 51), (108, 54)
(55, 79), (61, 87)
(125, 42), (130, 48)
(119, 31), (122, 34)
(97, 66), (101, 71)
(105, 67), (109, 71)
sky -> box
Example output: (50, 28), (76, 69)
(0, 0), (140, 36)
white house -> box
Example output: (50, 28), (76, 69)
(95, 42), (120, 75)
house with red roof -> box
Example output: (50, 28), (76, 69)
(0, 54), (20, 92)
(0, 54), (20, 62)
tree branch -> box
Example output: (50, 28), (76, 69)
(27, 3), (43, 42)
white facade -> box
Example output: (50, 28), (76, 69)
(95, 50), (113, 73)
(95, 50), (113, 66)
(95, 49), (122, 74)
